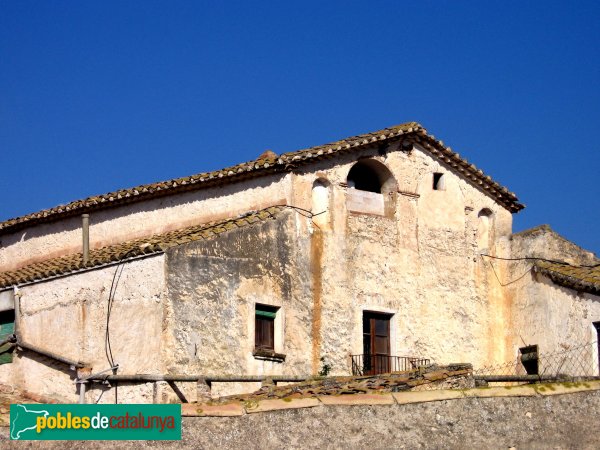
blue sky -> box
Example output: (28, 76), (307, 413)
(1, 1), (599, 254)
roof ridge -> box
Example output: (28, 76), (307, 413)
(0, 206), (287, 289)
(0, 121), (523, 234)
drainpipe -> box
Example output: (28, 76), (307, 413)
(77, 367), (92, 404)
(12, 287), (20, 336)
(77, 214), (91, 404)
(78, 381), (87, 404)
(82, 214), (90, 264)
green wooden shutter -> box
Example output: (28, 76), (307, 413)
(0, 310), (15, 364)
(255, 309), (277, 319)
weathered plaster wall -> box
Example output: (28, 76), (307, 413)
(502, 269), (600, 374)
(164, 210), (313, 397)
(491, 230), (600, 372)
(0, 256), (167, 403)
(288, 143), (515, 374)
(0, 174), (291, 271)
(509, 273), (600, 360)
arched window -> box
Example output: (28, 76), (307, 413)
(346, 160), (396, 195)
(346, 160), (397, 217)
(347, 164), (382, 193)
(312, 178), (330, 227)
(477, 208), (493, 249)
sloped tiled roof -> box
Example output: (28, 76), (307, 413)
(534, 261), (600, 295)
(0, 122), (524, 234)
(0, 206), (285, 289)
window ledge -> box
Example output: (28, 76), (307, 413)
(253, 348), (286, 363)
(346, 190), (385, 216)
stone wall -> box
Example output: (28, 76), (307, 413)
(185, 388), (600, 450)
(2, 385), (599, 449)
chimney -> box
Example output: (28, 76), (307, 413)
(82, 214), (90, 264)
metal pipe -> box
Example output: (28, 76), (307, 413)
(82, 214), (90, 264)
(17, 339), (87, 368)
(79, 365), (119, 382)
(78, 382), (86, 404)
(12, 287), (20, 336)
(92, 374), (310, 383)
(474, 375), (560, 382)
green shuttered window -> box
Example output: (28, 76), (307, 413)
(255, 305), (278, 351)
(0, 310), (15, 365)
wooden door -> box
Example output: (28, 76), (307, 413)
(362, 312), (391, 375)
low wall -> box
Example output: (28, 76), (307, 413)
(2, 383), (600, 449)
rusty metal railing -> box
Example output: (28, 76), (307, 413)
(351, 354), (431, 376)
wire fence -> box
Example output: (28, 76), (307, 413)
(411, 341), (600, 391)
(473, 341), (599, 382)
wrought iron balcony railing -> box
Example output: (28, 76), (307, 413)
(351, 354), (431, 376)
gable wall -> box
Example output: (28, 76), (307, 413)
(288, 143), (515, 373)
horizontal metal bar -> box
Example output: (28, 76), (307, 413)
(474, 375), (558, 382)
(93, 374), (310, 383)
(78, 365), (120, 382)
(17, 340), (87, 369)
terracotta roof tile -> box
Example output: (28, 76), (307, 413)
(534, 261), (600, 295)
(0, 122), (524, 234)
(0, 206), (286, 289)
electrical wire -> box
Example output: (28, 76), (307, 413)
(101, 204), (325, 403)
(105, 261), (124, 367)
(272, 204), (326, 219)
(480, 253), (600, 268)
(105, 247), (139, 368)
(105, 248), (137, 404)
(485, 259), (534, 287)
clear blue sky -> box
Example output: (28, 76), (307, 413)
(1, 1), (599, 254)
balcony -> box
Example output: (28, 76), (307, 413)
(351, 354), (431, 376)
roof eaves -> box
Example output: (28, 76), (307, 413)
(0, 121), (523, 234)
(414, 133), (524, 212)
(0, 206), (286, 289)
(534, 262), (600, 295)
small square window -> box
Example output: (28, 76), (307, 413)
(255, 304), (278, 351)
(433, 173), (445, 191)
(519, 345), (539, 375)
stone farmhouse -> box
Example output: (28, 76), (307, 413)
(0, 122), (598, 403)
